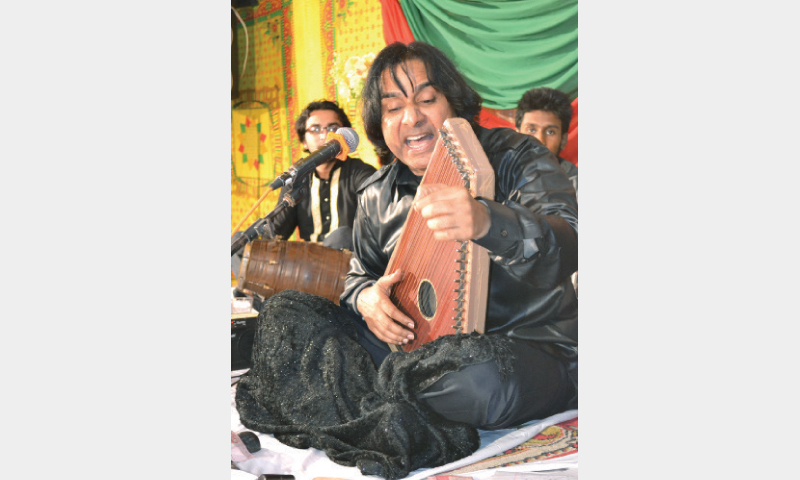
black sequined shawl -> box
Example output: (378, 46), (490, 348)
(234, 290), (515, 480)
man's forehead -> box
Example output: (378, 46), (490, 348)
(306, 110), (341, 125)
(522, 110), (562, 128)
(380, 61), (431, 96)
(381, 81), (434, 100)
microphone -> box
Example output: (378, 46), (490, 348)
(268, 127), (359, 189)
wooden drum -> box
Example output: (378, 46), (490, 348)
(237, 240), (352, 305)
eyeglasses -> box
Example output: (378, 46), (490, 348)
(307, 124), (341, 134)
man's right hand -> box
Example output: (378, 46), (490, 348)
(356, 270), (416, 345)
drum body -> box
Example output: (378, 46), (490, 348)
(237, 240), (352, 305)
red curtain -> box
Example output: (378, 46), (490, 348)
(560, 97), (578, 166)
(478, 109), (514, 129)
(380, 0), (415, 45)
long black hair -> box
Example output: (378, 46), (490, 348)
(361, 42), (482, 159)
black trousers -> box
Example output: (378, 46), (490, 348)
(350, 312), (577, 430)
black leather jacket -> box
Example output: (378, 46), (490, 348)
(271, 157), (376, 242)
(340, 125), (578, 356)
(559, 157), (578, 200)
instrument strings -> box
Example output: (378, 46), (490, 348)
(392, 138), (469, 322)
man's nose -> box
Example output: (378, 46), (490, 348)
(401, 104), (423, 126)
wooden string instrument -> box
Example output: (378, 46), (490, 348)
(385, 117), (495, 352)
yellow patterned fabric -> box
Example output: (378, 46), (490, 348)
(231, 107), (285, 235)
(232, 0), (386, 272)
(329, 0), (385, 167)
(292, 1), (324, 110)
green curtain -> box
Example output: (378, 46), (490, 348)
(399, 0), (577, 109)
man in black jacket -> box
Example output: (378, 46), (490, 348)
(269, 100), (377, 250)
(515, 87), (578, 199)
(516, 87), (579, 295)
(340, 42), (578, 429)
(236, 44), (578, 477)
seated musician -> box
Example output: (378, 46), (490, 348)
(339, 42), (578, 429)
(231, 100), (376, 285)
(268, 100), (377, 251)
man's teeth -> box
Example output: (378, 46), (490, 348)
(406, 134), (428, 145)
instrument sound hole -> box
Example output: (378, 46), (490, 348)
(418, 280), (437, 319)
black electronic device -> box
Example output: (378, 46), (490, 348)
(231, 312), (258, 370)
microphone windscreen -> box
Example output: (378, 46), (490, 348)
(336, 127), (359, 151)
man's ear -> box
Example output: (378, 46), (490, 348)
(560, 133), (569, 151)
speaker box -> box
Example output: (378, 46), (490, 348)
(231, 312), (258, 370)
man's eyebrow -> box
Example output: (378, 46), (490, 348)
(381, 81), (434, 100)
(413, 81), (433, 94)
(525, 121), (561, 129)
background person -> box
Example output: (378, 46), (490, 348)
(515, 87), (578, 199)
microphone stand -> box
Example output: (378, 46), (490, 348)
(230, 177), (309, 256)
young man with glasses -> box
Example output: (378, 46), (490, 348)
(270, 100), (377, 250)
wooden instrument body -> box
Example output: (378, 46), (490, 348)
(237, 240), (352, 305)
(385, 118), (495, 352)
